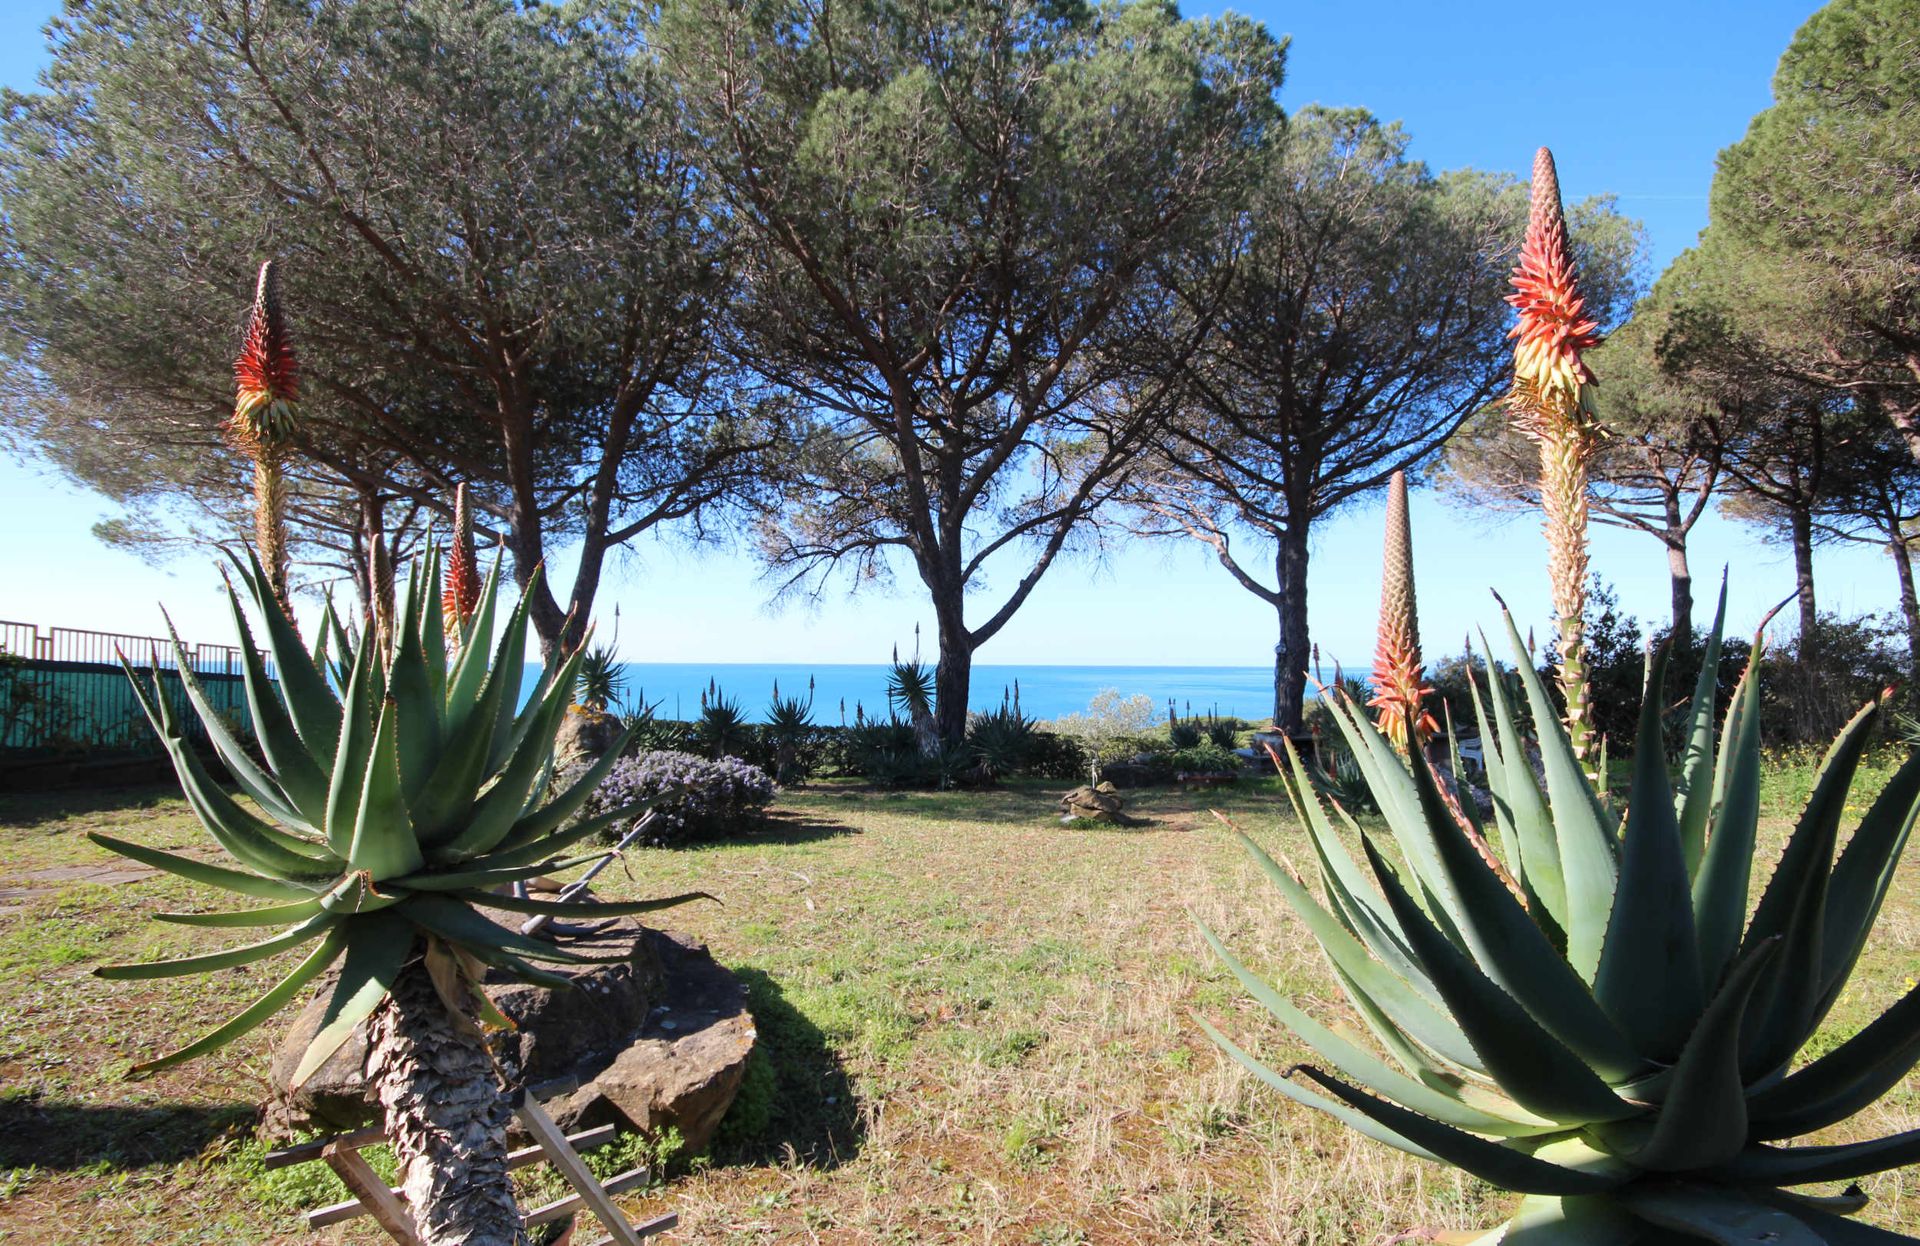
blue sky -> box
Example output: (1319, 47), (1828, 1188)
(0, 0), (1895, 671)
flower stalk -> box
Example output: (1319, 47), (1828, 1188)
(1506, 147), (1605, 784)
(227, 260), (300, 616)
(1368, 470), (1436, 751)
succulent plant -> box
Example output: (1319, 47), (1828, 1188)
(1201, 588), (1920, 1244)
(99, 548), (701, 1078)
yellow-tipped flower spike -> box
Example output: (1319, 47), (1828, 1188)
(1506, 148), (1601, 422)
(229, 261), (300, 455)
(228, 260), (301, 614)
(1368, 471), (1436, 750)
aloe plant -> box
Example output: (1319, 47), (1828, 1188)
(95, 551), (702, 1246)
(1201, 587), (1920, 1244)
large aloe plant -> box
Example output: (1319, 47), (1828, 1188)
(95, 551), (701, 1246)
(1201, 587), (1920, 1244)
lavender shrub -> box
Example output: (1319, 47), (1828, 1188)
(585, 749), (777, 845)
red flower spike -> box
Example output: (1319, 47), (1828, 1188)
(229, 261), (299, 454)
(1368, 471), (1437, 749)
(1506, 147), (1601, 416)
(444, 483), (481, 633)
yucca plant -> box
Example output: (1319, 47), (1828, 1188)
(1201, 587), (1920, 1244)
(697, 682), (750, 760)
(886, 651), (939, 757)
(765, 678), (817, 784)
(95, 551), (702, 1246)
(575, 642), (627, 713)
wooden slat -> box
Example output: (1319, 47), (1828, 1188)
(322, 1143), (423, 1246)
(521, 1166), (653, 1227)
(264, 1122), (387, 1169)
(515, 1097), (646, 1246)
(576, 1214), (679, 1246)
(304, 1124), (619, 1229)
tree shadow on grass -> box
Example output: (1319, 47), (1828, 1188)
(0, 1092), (251, 1170)
(707, 968), (863, 1171)
(737, 808), (862, 846)
(0, 782), (180, 829)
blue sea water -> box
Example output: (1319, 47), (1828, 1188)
(565, 662), (1313, 724)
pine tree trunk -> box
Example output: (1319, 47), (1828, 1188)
(1271, 527), (1311, 735)
(932, 613), (973, 749)
(365, 957), (529, 1246)
(1891, 539), (1920, 715)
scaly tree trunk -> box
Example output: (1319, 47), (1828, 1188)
(1789, 506), (1819, 658)
(366, 956), (528, 1246)
(1272, 525), (1311, 735)
(1668, 540), (1694, 649)
(1891, 538), (1920, 714)
(933, 613), (973, 750)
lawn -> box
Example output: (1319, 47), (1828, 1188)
(0, 761), (1915, 1244)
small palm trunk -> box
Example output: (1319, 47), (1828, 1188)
(366, 956), (529, 1246)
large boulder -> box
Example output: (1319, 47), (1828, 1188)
(1058, 781), (1125, 823)
(553, 705), (623, 772)
(263, 919), (755, 1156)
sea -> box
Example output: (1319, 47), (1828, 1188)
(570, 663), (1312, 724)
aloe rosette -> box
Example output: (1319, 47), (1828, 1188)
(1201, 587), (1920, 1244)
(95, 547), (701, 1086)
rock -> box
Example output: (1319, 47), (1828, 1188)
(1059, 781), (1125, 823)
(263, 920), (754, 1156)
(545, 930), (755, 1154)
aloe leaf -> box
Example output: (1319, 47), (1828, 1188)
(1608, 938), (1777, 1172)
(1359, 836), (1633, 1125)
(1500, 1193), (1640, 1246)
(387, 860), (578, 892)
(1748, 980), (1920, 1140)
(1496, 608), (1616, 983)
(1405, 748), (1644, 1081)
(1462, 666), (1522, 886)
(428, 653), (578, 859)
(1674, 580), (1729, 877)
(1474, 635), (1568, 941)
(444, 554), (503, 722)
(235, 547), (342, 762)
(1716, 1128), (1920, 1185)
(87, 831), (319, 900)
(1233, 827), (1484, 1072)
(120, 660), (339, 879)
(472, 889), (716, 918)
(155, 897), (330, 927)
(482, 568), (539, 772)
(96, 912), (337, 979)
(324, 636), (380, 859)
(1196, 921), (1553, 1136)
(348, 697), (425, 879)
(129, 928), (347, 1076)
(1816, 749), (1920, 1012)
(1619, 1182), (1824, 1246)
(1694, 662), (1764, 983)
(291, 912), (414, 1086)
(1742, 699), (1880, 1078)
(158, 616), (310, 831)
(487, 725), (641, 853)
(1192, 1015), (1442, 1161)
(324, 597), (356, 689)
(1594, 643), (1703, 1059)
(1292, 1066), (1624, 1195)
(1278, 744), (1436, 999)
(420, 545), (448, 706)
(1318, 695), (1467, 929)
(1749, 1196), (1914, 1246)
(220, 581), (332, 824)
(388, 559), (442, 806)
(400, 894), (633, 965)
(464, 944), (577, 992)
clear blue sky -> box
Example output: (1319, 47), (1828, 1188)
(0, 0), (1894, 670)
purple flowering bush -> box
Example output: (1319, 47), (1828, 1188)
(585, 749), (777, 845)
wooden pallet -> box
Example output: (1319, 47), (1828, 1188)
(263, 1091), (674, 1245)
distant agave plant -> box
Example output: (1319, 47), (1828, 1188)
(1201, 587), (1920, 1244)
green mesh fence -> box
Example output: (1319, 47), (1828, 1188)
(1, 621), (262, 756)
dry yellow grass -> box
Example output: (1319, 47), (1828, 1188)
(0, 765), (1914, 1244)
